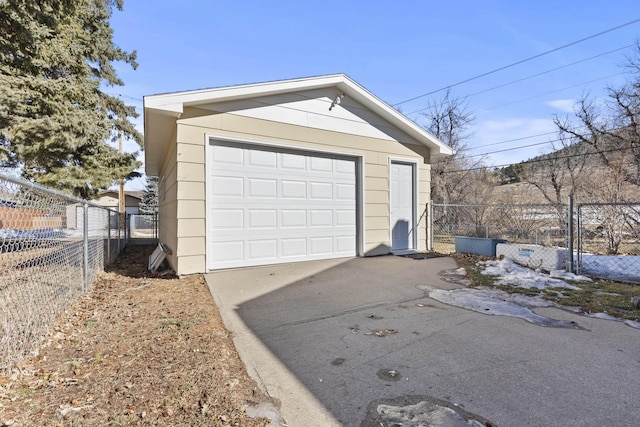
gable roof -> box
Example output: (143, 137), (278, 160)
(143, 74), (453, 175)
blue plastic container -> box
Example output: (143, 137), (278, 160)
(454, 236), (507, 257)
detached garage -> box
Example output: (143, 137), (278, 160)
(144, 74), (452, 275)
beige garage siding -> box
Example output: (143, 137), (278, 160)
(158, 107), (431, 275)
(157, 129), (179, 271)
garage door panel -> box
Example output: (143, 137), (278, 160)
(281, 238), (307, 257)
(248, 178), (277, 198)
(336, 235), (356, 253)
(309, 182), (333, 199)
(310, 157), (333, 172)
(336, 183), (355, 200)
(336, 159), (356, 174)
(212, 176), (244, 196)
(310, 210), (333, 227)
(310, 237), (333, 255)
(336, 209), (356, 226)
(211, 145), (243, 165)
(281, 209), (307, 227)
(248, 239), (278, 260)
(211, 241), (244, 262)
(248, 209), (277, 229)
(211, 209), (244, 229)
(281, 180), (306, 198)
(207, 141), (357, 269)
(281, 153), (306, 169)
(248, 149), (277, 168)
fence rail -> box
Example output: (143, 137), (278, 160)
(0, 172), (132, 375)
(431, 199), (640, 284)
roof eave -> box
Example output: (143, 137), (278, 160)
(143, 74), (453, 175)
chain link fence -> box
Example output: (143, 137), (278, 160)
(128, 213), (158, 245)
(1, 172), (127, 376)
(577, 202), (640, 284)
(431, 200), (640, 283)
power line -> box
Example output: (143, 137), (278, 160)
(478, 72), (626, 113)
(460, 131), (558, 151)
(392, 18), (640, 107)
(406, 44), (635, 116)
(442, 144), (635, 173)
(463, 122), (631, 159)
(105, 92), (144, 103)
(467, 45), (634, 98)
(465, 139), (561, 158)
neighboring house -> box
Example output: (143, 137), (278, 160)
(93, 190), (143, 215)
(143, 74), (452, 275)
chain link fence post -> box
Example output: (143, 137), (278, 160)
(106, 210), (111, 265)
(576, 203), (583, 275)
(428, 202), (434, 251)
(568, 194), (574, 273)
(83, 202), (89, 292)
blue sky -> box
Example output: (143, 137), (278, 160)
(108, 1), (640, 189)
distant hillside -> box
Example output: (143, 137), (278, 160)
(491, 135), (640, 204)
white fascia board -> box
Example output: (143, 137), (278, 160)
(337, 78), (454, 156)
(144, 74), (346, 111)
(143, 97), (184, 114)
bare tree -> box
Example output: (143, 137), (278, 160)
(546, 43), (640, 253)
(553, 43), (640, 187)
(422, 90), (489, 204)
(517, 128), (588, 228)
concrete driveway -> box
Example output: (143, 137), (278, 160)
(205, 255), (640, 427)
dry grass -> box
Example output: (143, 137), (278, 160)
(0, 245), (270, 426)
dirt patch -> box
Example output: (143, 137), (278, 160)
(0, 245), (271, 426)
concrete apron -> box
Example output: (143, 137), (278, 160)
(207, 257), (358, 426)
(205, 255), (463, 425)
(205, 255), (640, 427)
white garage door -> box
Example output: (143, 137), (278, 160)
(206, 141), (357, 270)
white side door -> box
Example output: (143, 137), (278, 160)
(390, 162), (415, 252)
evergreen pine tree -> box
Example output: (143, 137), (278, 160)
(138, 175), (158, 215)
(0, 0), (141, 198)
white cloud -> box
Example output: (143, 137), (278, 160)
(545, 99), (576, 113)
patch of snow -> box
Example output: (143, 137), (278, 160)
(581, 254), (640, 283)
(549, 270), (592, 282)
(429, 288), (580, 328)
(480, 258), (583, 290)
(592, 291), (621, 296)
(377, 401), (486, 427)
(434, 259), (640, 329)
(583, 313), (640, 329)
(623, 320), (640, 329)
(586, 312), (620, 321)
(443, 267), (467, 276)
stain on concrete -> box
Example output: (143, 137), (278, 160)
(376, 369), (401, 382)
(365, 328), (397, 337)
(331, 357), (346, 366)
